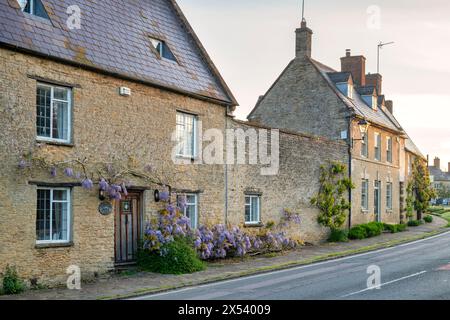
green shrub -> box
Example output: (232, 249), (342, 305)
(137, 238), (205, 275)
(361, 222), (384, 237)
(383, 223), (407, 233)
(328, 229), (349, 242)
(2, 265), (25, 295)
(407, 220), (423, 227)
(424, 215), (433, 223)
(348, 225), (367, 240)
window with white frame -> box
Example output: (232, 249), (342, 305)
(18, 0), (50, 19)
(176, 112), (197, 158)
(361, 179), (369, 211)
(245, 195), (261, 224)
(36, 188), (71, 243)
(178, 194), (198, 229)
(374, 132), (381, 161)
(36, 83), (72, 143)
(386, 182), (393, 210)
(386, 137), (393, 163)
(361, 132), (368, 158)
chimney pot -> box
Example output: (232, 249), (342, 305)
(346, 49), (351, 57)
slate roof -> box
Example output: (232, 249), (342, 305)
(429, 166), (450, 181)
(405, 134), (424, 158)
(356, 86), (377, 96)
(310, 58), (403, 133)
(327, 72), (352, 84)
(0, 0), (237, 106)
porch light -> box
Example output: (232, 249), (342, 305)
(358, 119), (369, 135)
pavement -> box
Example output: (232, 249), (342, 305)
(1, 217), (447, 300)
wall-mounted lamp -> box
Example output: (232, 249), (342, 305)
(99, 189), (106, 201)
(154, 189), (160, 202)
(352, 119), (370, 148)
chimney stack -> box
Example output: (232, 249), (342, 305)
(366, 73), (382, 94)
(385, 100), (393, 114)
(295, 20), (313, 58)
(341, 50), (366, 87)
(434, 157), (441, 170)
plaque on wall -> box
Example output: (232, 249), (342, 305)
(98, 201), (113, 216)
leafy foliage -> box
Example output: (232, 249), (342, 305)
(328, 229), (349, 243)
(407, 220), (423, 227)
(424, 215), (433, 223)
(408, 158), (437, 219)
(310, 162), (354, 231)
(383, 223), (407, 233)
(2, 265), (25, 295)
(348, 225), (367, 240)
(137, 238), (205, 275)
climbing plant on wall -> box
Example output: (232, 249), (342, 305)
(408, 157), (436, 220)
(310, 162), (355, 231)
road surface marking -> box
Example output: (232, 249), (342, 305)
(341, 270), (427, 298)
(131, 231), (449, 300)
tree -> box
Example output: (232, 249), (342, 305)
(310, 162), (355, 231)
(436, 183), (450, 200)
(408, 157), (436, 220)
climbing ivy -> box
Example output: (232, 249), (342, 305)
(408, 157), (436, 220)
(310, 162), (355, 231)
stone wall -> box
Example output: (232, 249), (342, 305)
(0, 47), (228, 286)
(226, 120), (349, 244)
(247, 56), (350, 141)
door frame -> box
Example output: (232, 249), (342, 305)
(374, 181), (381, 222)
(114, 190), (144, 265)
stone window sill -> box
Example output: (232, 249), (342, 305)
(36, 139), (74, 148)
(35, 242), (74, 249)
(244, 222), (264, 228)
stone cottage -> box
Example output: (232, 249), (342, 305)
(247, 19), (425, 227)
(0, 0), (347, 286)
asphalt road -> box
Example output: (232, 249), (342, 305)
(133, 231), (450, 300)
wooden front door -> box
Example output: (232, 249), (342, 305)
(114, 192), (141, 264)
(374, 181), (381, 222)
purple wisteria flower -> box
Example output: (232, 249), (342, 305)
(64, 168), (74, 177)
(99, 179), (109, 191)
(82, 179), (94, 190)
(18, 159), (27, 169)
(159, 191), (170, 202)
(50, 167), (57, 177)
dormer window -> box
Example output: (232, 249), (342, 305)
(336, 83), (353, 99)
(18, 0), (50, 19)
(150, 38), (177, 62)
(362, 95), (377, 110)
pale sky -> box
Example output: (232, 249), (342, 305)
(178, 0), (450, 171)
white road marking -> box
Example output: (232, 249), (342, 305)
(130, 231), (450, 300)
(341, 270), (428, 298)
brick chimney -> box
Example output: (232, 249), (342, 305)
(385, 100), (393, 114)
(341, 50), (366, 87)
(434, 157), (441, 169)
(295, 20), (313, 58)
(366, 73), (382, 94)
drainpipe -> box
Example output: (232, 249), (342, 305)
(347, 117), (353, 229)
(224, 107), (229, 226)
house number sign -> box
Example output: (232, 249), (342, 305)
(98, 201), (113, 216)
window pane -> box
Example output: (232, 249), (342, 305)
(36, 85), (51, 138)
(251, 197), (259, 222)
(52, 201), (68, 241)
(53, 87), (68, 101)
(245, 205), (251, 222)
(18, 0), (28, 10)
(53, 190), (68, 201)
(176, 113), (196, 157)
(52, 100), (69, 140)
(36, 189), (51, 241)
